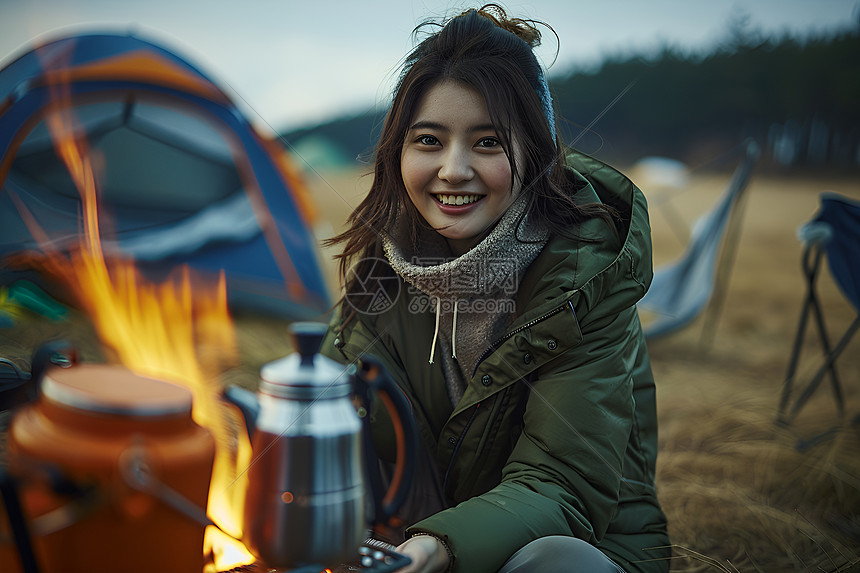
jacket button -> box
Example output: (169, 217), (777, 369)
(448, 437), (457, 445)
(547, 339), (558, 351)
(523, 352), (532, 364)
(481, 374), (492, 386)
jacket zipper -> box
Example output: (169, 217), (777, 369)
(449, 300), (574, 489)
(471, 299), (575, 377)
(442, 402), (481, 495)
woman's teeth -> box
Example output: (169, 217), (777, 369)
(435, 194), (482, 206)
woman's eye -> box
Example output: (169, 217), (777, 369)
(417, 135), (439, 146)
(477, 137), (501, 148)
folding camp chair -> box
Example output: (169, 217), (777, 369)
(638, 139), (760, 346)
(777, 193), (860, 431)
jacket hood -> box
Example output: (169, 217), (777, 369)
(515, 150), (653, 324)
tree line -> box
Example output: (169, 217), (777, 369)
(282, 15), (860, 172)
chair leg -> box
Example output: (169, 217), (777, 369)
(787, 316), (859, 422)
(700, 186), (750, 351)
(783, 274), (847, 421)
(776, 244), (848, 425)
(777, 246), (824, 424)
(809, 290), (847, 414)
(777, 292), (815, 424)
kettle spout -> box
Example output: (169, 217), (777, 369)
(223, 386), (259, 440)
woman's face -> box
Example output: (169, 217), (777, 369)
(400, 80), (522, 256)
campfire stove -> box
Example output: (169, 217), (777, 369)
(0, 342), (412, 573)
(220, 539), (411, 573)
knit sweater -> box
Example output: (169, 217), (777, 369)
(382, 193), (549, 404)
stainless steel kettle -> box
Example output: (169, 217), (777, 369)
(223, 322), (417, 569)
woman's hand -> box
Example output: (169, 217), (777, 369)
(395, 534), (451, 573)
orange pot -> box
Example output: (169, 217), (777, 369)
(3, 363), (214, 573)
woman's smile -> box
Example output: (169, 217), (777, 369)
(433, 193), (485, 206)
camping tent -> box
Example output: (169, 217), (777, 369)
(0, 32), (331, 319)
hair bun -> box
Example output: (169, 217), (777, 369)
(473, 3), (542, 48)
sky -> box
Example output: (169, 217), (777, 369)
(1, 0), (857, 134)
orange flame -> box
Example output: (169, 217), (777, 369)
(35, 70), (255, 570)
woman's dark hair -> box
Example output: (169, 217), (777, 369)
(325, 4), (617, 311)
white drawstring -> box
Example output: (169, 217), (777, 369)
(451, 301), (458, 359)
(429, 295), (441, 364)
(428, 297), (460, 362)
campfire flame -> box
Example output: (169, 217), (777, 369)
(31, 75), (256, 570)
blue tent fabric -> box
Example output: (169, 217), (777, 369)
(0, 32), (330, 318)
(638, 140), (760, 339)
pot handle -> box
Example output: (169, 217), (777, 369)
(354, 355), (418, 533)
(0, 341), (77, 412)
(29, 340), (78, 393)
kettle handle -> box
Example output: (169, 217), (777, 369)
(29, 340), (78, 391)
(354, 355), (418, 532)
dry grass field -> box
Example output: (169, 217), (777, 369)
(2, 163), (859, 572)
(638, 170), (860, 573)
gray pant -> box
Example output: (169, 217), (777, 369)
(498, 536), (627, 573)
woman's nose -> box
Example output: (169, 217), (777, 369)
(437, 148), (474, 183)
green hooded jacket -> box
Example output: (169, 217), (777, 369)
(321, 151), (670, 573)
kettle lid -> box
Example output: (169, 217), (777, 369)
(259, 322), (350, 399)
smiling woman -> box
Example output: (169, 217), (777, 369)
(319, 5), (668, 573)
